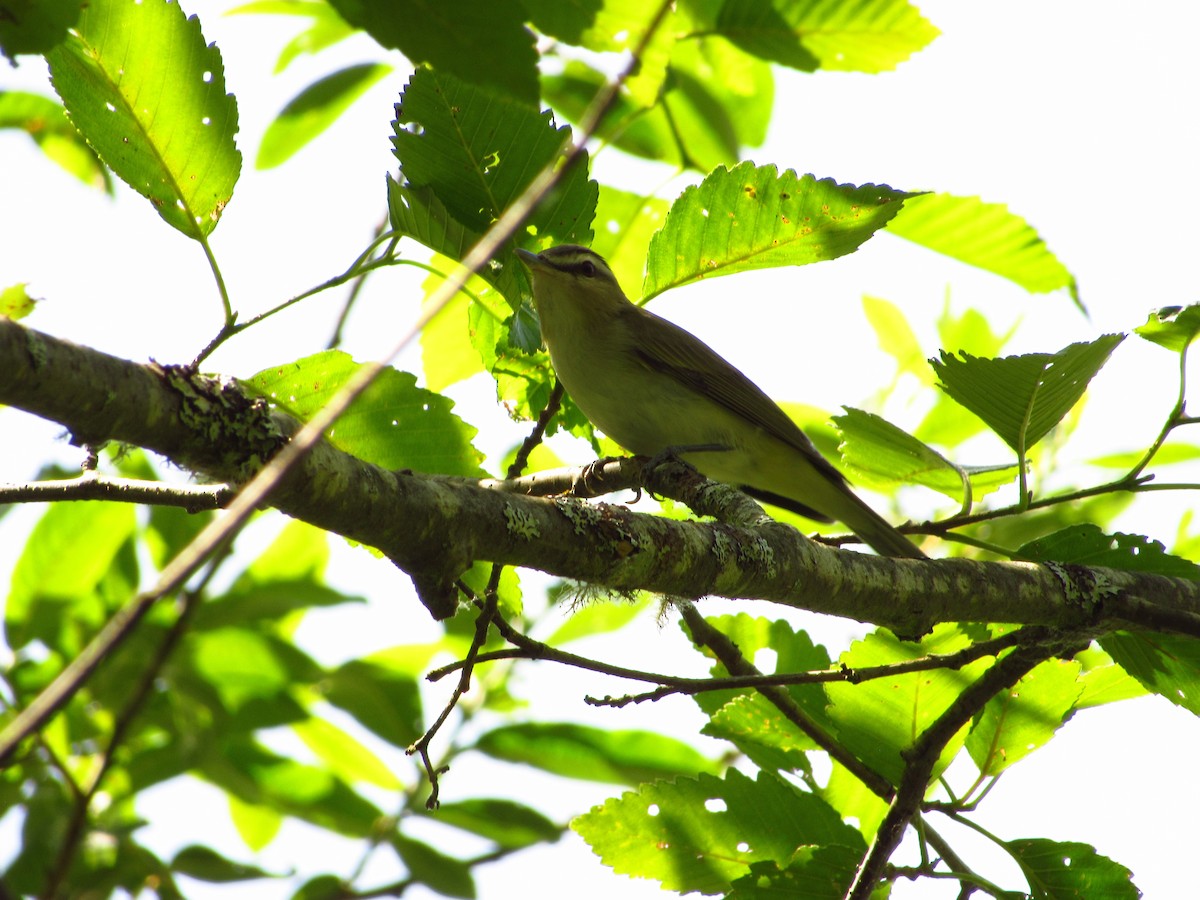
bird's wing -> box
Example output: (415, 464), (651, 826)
(626, 306), (849, 486)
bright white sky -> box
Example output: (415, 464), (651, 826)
(2, 2), (1200, 898)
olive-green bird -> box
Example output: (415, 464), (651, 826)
(516, 244), (924, 559)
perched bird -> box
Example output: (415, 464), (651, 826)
(516, 244), (924, 559)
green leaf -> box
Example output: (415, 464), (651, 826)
(320, 658), (425, 748)
(392, 66), (596, 249)
(0, 91), (109, 191)
(728, 845), (862, 900)
(416, 799), (561, 849)
(1135, 304), (1200, 353)
(706, 0), (939, 73)
(257, 63), (391, 169)
(643, 163), (912, 300)
(590, 187), (670, 297)
(966, 658), (1082, 776)
(544, 593), (652, 646)
(573, 769), (863, 894)
(703, 693), (817, 774)
(862, 294), (926, 380)
(6, 501), (137, 652)
(201, 739), (384, 837)
(45, 0), (241, 239)
(1, 283), (38, 320)
(226, 1), (356, 74)
(543, 37), (773, 172)
(1005, 838), (1138, 899)
(291, 875), (345, 900)
(1073, 646), (1147, 709)
(228, 795), (283, 852)
(0, 0), (82, 58)
(930, 335), (1125, 455)
(689, 614), (831, 725)
(416, 257), (511, 392)
(171, 845), (276, 883)
(1101, 631), (1200, 716)
(837, 407), (1019, 501)
(475, 722), (718, 785)
(293, 717), (402, 790)
(329, 0), (538, 104)
(889, 193), (1079, 305)
(1017, 525), (1200, 580)
(187, 628), (294, 712)
(824, 625), (993, 785)
(833, 408), (961, 494)
(392, 835), (475, 899)
(246, 350), (482, 475)
(1090, 442), (1200, 470)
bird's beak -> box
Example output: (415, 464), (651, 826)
(514, 248), (544, 271)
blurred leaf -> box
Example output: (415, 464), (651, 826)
(643, 164), (912, 300)
(543, 36), (772, 172)
(862, 295), (927, 380)
(228, 795), (283, 852)
(46, 0), (240, 239)
(931, 335), (1124, 454)
(226, 1), (356, 73)
(1004, 838), (1138, 899)
(825, 625), (993, 785)
(329, 0), (537, 104)
(544, 593), (651, 646)
(590, 187), (669, 296)
(201, 739), (384, 837)
(1, 283), (38, 320)
(475, 722), (718, 785)
(320, 658), (424, 748)
(573, 769), (863, 894)
(187, 628), (295, 711)
(6, 501), (136, 652)
(889, 193), (1079, 305)
(391, 835), (475, 898)
(702, 0), (938, 73)
(258, 63), (391, 168)
(417, 259), (497, 392)
(966, 658), (1082, 776)
(291, 875), (345, 900)
(0, 0), (82, 58)
(0, 91), (109, 190)
(417, 798), (561, 849)
(247, 350), (483, 475)
(1135, 304), (1200, 353)
(293, 717), (402, 790)
(171, 844), (277, 883)
(1090, 442), (1200, 470)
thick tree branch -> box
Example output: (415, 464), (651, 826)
(3, 318), (1200, 638)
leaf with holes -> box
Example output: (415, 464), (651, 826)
(573, 769), (863, 895)
(642, 163), (912, 300)
(46, 0), (240, 239)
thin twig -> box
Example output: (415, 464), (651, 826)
(0, 475), (232, 511)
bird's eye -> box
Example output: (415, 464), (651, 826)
(580, 260), (596, 278)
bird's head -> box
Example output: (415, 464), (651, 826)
(515, 245), (631, 323)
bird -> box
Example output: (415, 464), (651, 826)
(514, 243), (925, 559)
